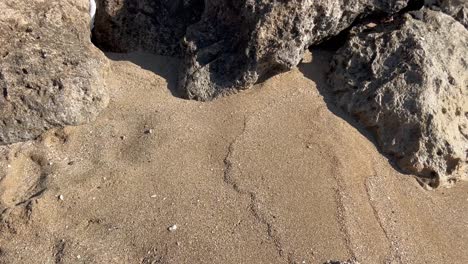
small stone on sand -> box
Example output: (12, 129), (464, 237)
(168, 224), (177, 232)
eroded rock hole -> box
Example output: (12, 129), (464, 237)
(91, 0), (205, 57)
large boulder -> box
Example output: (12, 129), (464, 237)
(328, 9), (468, 187)
(180, 0), (410, 100)
(0, 0), (109, 145)
(92, 0), (204, 57)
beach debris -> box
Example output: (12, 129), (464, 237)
(168, 224), (178, 232)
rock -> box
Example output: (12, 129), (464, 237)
(438, 0), (468, 27)
(180, 0), (410, 100)
(168, 224), (177, 232)
(328, 9), (468, 187)
(0, 0), (109, 145)
(425, 1), (468, 27)
(325, 260), (360, 264)
(92, 0), (204, 57)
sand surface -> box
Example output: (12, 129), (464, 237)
(0, 50), (467, 264)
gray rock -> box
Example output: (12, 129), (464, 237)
(438, 0), (468, 27)
(426, 1), (467, 27)
(329, 9), (468, 187)
(180, 0), (410, 101)
(92, 0), (204, 57)
(0, 0), (109, 145)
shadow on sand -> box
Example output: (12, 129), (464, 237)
(298, 49), (378, 145)
(298, 48), (413, 181)
(104, 52), (184, 99)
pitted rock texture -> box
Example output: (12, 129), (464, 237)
(438, 0), (468, 27)
(180, 0), (410, 101)
(0, 0), (109, 145)
(92, 0), (204, 57)
(329, 9), (468, 187)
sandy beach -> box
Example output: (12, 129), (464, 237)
(0, 50), (467, 264)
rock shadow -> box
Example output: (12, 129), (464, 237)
(298, 48), (413, 180)
(104, 52), (183, 98)
(90, 0), (205, 99)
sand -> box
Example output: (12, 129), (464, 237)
(0, 50), (467, 264)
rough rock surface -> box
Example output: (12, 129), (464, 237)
(329, 9), (468, 187)
(0, 0), (109, 145)
(438, 0), (468, 27)
(92, 0), (204, 57)
(180, 0), (410, 100)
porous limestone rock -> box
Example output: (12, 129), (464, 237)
(329, 9), (468, 187)
(180, 0), (410, 100)
(0, 0), (109, 145)
(438, 0), (468, 27)
(425, 0), (468, 27)
(92, 0), (204, 56)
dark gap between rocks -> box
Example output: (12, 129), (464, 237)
(399, 0), (426, 14)
(91, 0), (204, 57)
(89, 0), (205, 98)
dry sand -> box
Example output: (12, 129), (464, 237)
(0, 50), (467, 264)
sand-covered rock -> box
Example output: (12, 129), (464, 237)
(92, 0), (204, 56)
(0, 0), (109, 145)
(329, 9), (468, 187)
(180, 0), (410, 100)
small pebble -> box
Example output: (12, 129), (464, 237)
(58, 195), (64, 201)
(151, 194), (157, 198)
(366, 22), (377, 28)
(144, 129), (153, 134)
(168, 224), (177, 232)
